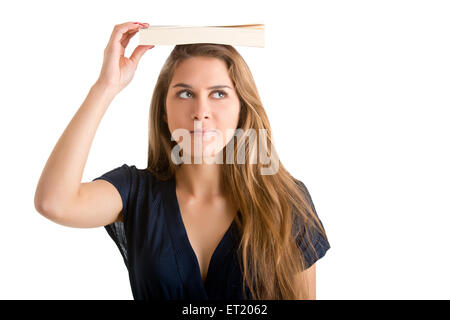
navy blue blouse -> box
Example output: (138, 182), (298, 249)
(92, 164), (330, 300)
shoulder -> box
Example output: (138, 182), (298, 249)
(292, 177), (311, 199)
(95, 163), (157, 181)
(290, 177), (317, 215)
(92, 163), (161, 199)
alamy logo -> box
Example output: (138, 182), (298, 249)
(170, 121), (279, 175)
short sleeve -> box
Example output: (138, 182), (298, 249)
(293, 179), (331, 270)
(92, 163), (134, 270)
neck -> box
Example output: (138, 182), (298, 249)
(175, 162), (224, 199)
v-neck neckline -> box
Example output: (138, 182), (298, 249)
(162, 175), (238, 299)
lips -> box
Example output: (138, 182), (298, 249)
(190, 128), (217, 134)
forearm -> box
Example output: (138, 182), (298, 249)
(34, 81), (116, 214)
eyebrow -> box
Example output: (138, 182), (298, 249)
(172, 83), (232, 90)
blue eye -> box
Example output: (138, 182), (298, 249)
(178, 90), (193, 99)
(176, 90), (228, 99)
(213, 91), (227, 98)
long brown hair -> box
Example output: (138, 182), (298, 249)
(146, 43), (328, 299)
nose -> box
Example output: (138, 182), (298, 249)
(191, 95), (211, 121)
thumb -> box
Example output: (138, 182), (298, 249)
(130, 45), (154, 65)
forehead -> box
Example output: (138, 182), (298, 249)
(170, 56), (232, 86)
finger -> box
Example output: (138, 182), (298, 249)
(130, 45), (155, 65)
(122, 24), (142, 41)
(109, 22), (148, 50)
(120, 29), (141, 55)
(107, 22), (134, 45)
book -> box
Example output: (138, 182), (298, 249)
(138, 23), (265, 48)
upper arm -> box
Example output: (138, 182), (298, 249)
(295, 263), (316, 300)
(42, 179), (123, 228)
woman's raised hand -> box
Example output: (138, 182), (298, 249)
(96, 22), (154, 96)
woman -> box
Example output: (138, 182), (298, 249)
(34, 21), (330, 300)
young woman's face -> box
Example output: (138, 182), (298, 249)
(165, 56), (241, 162)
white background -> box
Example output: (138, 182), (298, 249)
(1, 0), (449, 299)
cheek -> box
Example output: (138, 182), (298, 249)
(215, 105), (241, 144)
(217, 103), (240, 128)
(166, 105), (187, 130)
